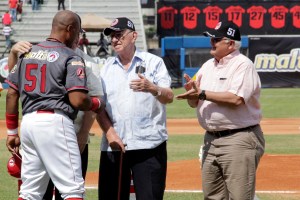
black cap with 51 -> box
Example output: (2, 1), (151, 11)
(203, 21), (241, 41)
(104, 17), (135, 36)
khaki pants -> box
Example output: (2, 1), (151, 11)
(202, 125), (265, 200)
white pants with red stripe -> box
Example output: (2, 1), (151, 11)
(19, 110), (85, 200)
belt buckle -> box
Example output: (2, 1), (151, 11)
(211, 131), (222, 137)
(211, 129), (232, 137)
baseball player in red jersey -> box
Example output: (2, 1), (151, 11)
(5, 10), (104, 200)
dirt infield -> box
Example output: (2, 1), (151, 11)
(1, 118), (300, 191)
(86, 118), (300, 191)
(1, 118), (298, 138)
(86, 154), (300, 191)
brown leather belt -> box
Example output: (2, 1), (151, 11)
(207, 124), (258, 138)
(37, 110), (55, 114)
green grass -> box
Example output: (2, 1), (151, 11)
(260, 88), (300, 118)
(257, 194), (300, 200)
(85, 189), (204, 199)
(88, 134), (300, 166)
(85, 190), (300, 200)
(164, 192), (203, 199)
(167, 134), (300, 160)
(167, 88), (300, 119)
(86, 137), (101, 172)
(0, 138), (22, 200)
(166, 88), (196, 118)
(85, 190), (203, 200)
(265, 135), (300, 154)
(2, 88), (300, 120)
(167, 135), (203, 161)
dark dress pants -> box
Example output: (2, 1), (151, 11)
(98, 141), (167, 200)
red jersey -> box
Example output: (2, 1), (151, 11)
(247, 6), (267, 29)
(225, 5), (245, 27)
(268, 5), (289, 29)
(2, 13), (12, 25)
(158, 6), (178, 29)
(180, 6), (201, 29)
(290, 5), (300, 28)
(79, 38), (89, 46)
(9, 0), (18, 9)
(203, 6), (223, 29)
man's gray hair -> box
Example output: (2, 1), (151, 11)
(225, 38), (241, 50)
(234, 40), (241, 50)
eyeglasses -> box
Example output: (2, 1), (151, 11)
(110, 31), (133, 41)
(210, 37), (230, 44)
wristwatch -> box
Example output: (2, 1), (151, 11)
(198, 90), (206, 100)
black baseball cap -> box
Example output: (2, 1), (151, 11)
(104, 17), (135, 36)
(75, 13), (85, 33)
(203, 21), (241, 41)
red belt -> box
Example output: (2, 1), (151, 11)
(37, 110), (55, 114)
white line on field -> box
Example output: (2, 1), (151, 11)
(165, 190), (202, 193)
(166, 190), (300, 194)
(85, 186), (300, 194)
(256, 191), (300, 194)
(266, 154), (300, 157)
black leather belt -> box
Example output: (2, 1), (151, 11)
(207, 124), (258, 138)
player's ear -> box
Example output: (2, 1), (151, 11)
(132, 31), (138, 41)
(66, 24), (72, 32)
(228, 40), (235, 49)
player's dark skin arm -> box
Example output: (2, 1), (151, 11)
(6, 88), (21, 154)
(77, 110), (96, 153)
(68, 90), (95, 110)
(6, 88), (19, 116)
(96, 110), (125, 153)
(8, 41), (32, 71)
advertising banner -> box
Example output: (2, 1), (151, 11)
(249, 36), (300, 87)
(158, 0), (300, 88)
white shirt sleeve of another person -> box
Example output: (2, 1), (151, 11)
(85, 61), (103, 97)
(73, 60), (104, 133)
